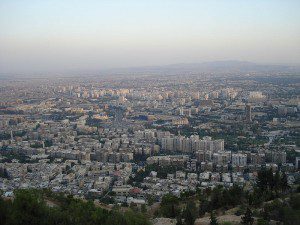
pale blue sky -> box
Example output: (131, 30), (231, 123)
(0, 0), (299, 74)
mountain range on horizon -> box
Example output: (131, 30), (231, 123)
(102, 60), (300, 75)
(1, 60), (299, 79)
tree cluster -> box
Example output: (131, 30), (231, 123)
(261, 194), (300, 225)
(0, 189), (150, 225)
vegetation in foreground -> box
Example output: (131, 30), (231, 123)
(0, 189), (151, 225)
(156, 169), (300, 225)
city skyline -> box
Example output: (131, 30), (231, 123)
(1, 1), (300, 225)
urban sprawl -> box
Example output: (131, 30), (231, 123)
(0, 72), (299, 207)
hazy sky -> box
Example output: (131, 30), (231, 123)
(0, 0), (299, 75)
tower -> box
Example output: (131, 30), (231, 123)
(246, 104), (252, 122)
(10, 130), (13, 141)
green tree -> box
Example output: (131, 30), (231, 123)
(176, 214), (184, 225)
(280, 172), (288, 193)
(282, 206), (300, 225)
(266, 168), (274, 190)
(0, 188), (152, 225)
(183, 201), (197, 225)
(147, 195), (155, 206)
(210, 211), (218, 225)
(0, 197), (10, 225)
(257, 169), (268, 190)
(222, 222), (233, 225)
(129, 202), (138, 212)
(274, 170), (280, 193)
(9, 189), (48, 225)
(160, 194), (180, 218)
(210, 186), (224, 210)
(241, 207), (254, 225)
(141, 204), (147, 213)
(257, 218), (269, 225)
(199, 199), (209, 217)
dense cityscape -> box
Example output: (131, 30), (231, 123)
(0, 70), (299, 225)
(1, 1), (300, 225)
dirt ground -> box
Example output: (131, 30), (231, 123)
(195, 214), (242, 225)
(151, 218), (177, 225)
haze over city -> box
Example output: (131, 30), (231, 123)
(0, 1), (300, 225)
(0, 0), (300, 75)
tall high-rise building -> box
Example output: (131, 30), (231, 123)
(246, 104), (252, 122)
(296, 157), (300, 170)
(232, 153), (247, 166)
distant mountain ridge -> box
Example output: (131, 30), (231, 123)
(103, 60), (299, 75)
(0, 60), (299, 78)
